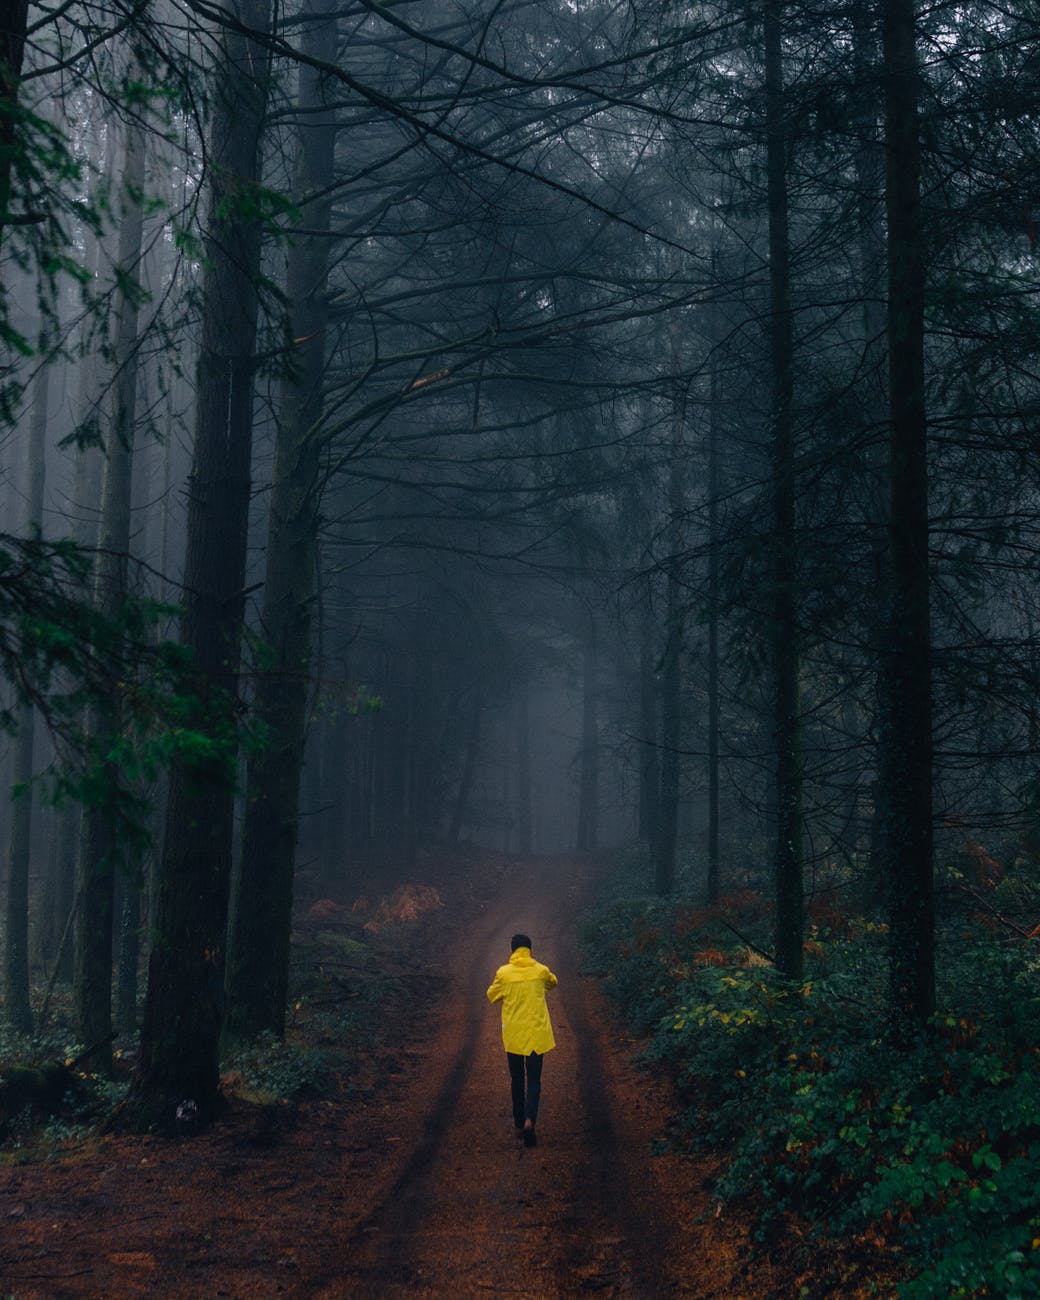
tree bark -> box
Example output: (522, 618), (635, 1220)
(73, 111), (146, 1074)
(135, 0), (271, 1119)
(655, 385), (686, 897)
(880, 0), (934, 1032)
(115, 876), (140, 1035)
(37, 216), (105, 979)
(223, 0), (336, 1043)
(765, 0), (804, 980)
(637, 580), (660, 854)
(4, 697), (35, 1034)
(38, 805), (77, 981)
(852, 3), (892, 914)
(706, 347), (721, 905)
(3, 362), (48, 1033)
(0, 0), (30, 239)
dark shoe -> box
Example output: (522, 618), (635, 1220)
(515, 1125), (524, 1138)
(523, 1120), (537, 1148)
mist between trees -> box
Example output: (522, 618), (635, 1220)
(0, 0), (1037, 1125)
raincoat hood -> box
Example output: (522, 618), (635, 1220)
(487, 946), (558, 1056)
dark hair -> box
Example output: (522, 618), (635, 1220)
(511, 933), (532, 952)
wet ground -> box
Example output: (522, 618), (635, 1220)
(0, 854), (787, 1298)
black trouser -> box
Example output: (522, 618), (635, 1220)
(507, 1050), (543, 1127)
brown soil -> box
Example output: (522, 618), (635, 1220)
(0, 854), (793, 1298)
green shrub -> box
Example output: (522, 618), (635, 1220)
(584, 890), (1040, 1298)
(223, 1032), (329, 1103)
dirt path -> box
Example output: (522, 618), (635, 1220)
(1, 854), (776, 1298)
(306, 855), (768, 1298)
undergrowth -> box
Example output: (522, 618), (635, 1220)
(583, 862), (1040, 1298)
(222, 1032), (330, 1104)
(0, 890), (436, 1152)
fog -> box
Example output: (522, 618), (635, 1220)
(0, 0), (1037, 1104)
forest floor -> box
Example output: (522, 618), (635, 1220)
(0, 849), (881, 1298)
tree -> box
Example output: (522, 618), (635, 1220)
(74, 100), (147, 1072)
(655, 376), (687, 896)
(764, 0), (803, 981)
(879, 0), (934, 1031)
(135, 0), (273, 1120)
(3, 364), (48, 1034)
(705, 333), (722, 905)
(0, 0), (31, 238)
(225, 0), (338, 1044)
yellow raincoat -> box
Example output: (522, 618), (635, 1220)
(487, 946), (558, 1055)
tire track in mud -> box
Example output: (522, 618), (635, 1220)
(318, 858), (718, 1298)
(331, 899), (505, 1292)
(554, 971), (677, 1295)
(540, 880), (685, 1297)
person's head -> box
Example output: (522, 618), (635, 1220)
(511, 933), (532, 952)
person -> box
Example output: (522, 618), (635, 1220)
(486, 932), (558, 1147)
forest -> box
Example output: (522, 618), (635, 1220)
(1, 0), (1039, 1294)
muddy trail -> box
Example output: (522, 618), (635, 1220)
(0, 854), (784, 1298)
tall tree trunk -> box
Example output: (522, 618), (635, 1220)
(575, 616), (599, 853)
(116, 875), (140, 1034)
(3, 362), (48, 1033)
(881, 0), (934, 1031)
(0, 0), (30, 241)
(765, 0), (804, 980)
(637, 581), (660, 853)
(854, 5), (888, 386)
(4, 700), (35, 1034)
(853, 4), (893, 913)
(224, 1), (335, 1042)
(135, 0), (271, 1120)
(39, 806), (77, 981)
(450, 685), (482, 843)
(73, 112), (146, 1073)
(706, 349), (722, 905)
(33, 128), (110, 981)
(655, 390), (685, 896)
